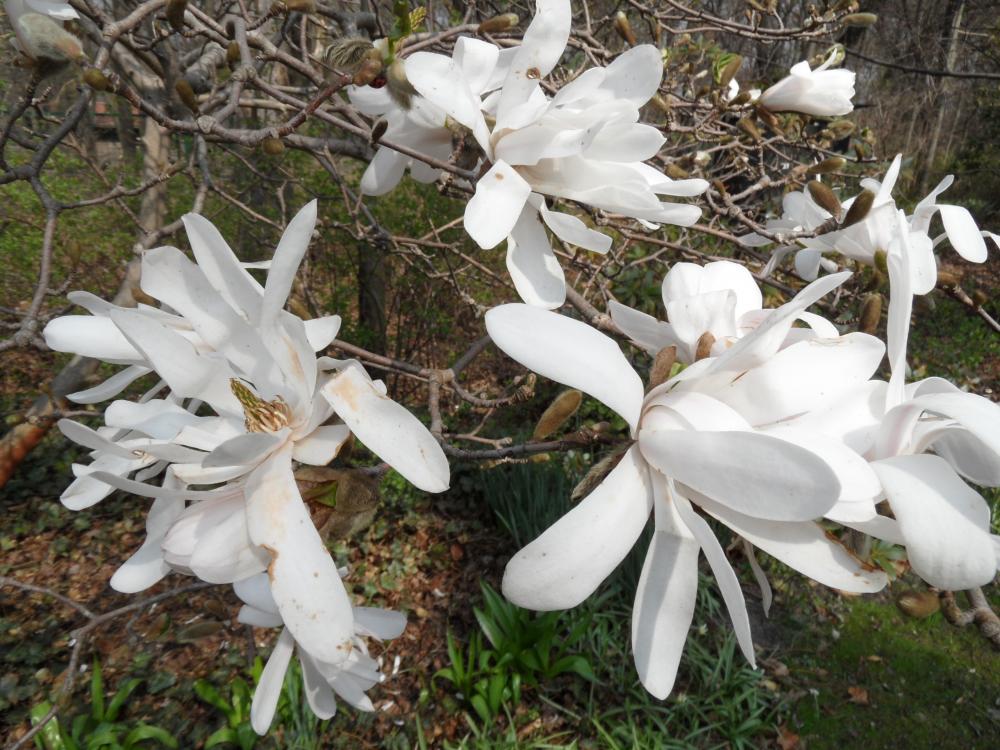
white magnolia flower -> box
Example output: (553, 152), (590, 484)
(350, 37), (515, 196)
(758, 52), (855, 117)
(608, 260), (839, 363)
(5, 0), (82, 64)
(793, 212), (1000, 589)
(744, 155), (993, 291)
(234, 573), (406, 734)
(44, 202), (450, 667)
(405, 0), (708, 308)
(486, 271), (888, 698)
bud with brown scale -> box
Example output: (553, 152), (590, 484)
(648, 346), (677, 390)
(226, 41), (241, 67)
(808, 181), (842, 218)
(936, 270), (960, 288)
(165, 0), (187, 31)
(896, 590), (939, 619)
(261, 137), (285, 155)
(718, 55), (742, 89)
(614, 12), (637, 46)
(478, 13), (519, 35)
(738, 117), (762, 141)
(842, 13), (877, 28)
(858, 293), (882, 334)
(370, 118), (388, 144)
(83, 68), (110, 92)
(841, 189), (874, 228)
(533, 390), (583, 440)
(807, 156), (846, 175)
(283, 0), (316, 13)
(694, 332), (715, 361)
(826, 119), (856, 139)
(174, 79), (199, 114)
(386, 59), (417, 109)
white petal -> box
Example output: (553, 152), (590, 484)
(234, 573), (279, 614)
(873, 454), (996, 589)
(405, 51), (492, 151)
(293, 424), (351, 466)
(607, 300), (676, 356)
(938, 204), (987, 263)
(360, 147), (409, 197)
(353, 608), (407, 640)
(203, 430), (285, 468)
(68, 365), (151, 404)
(502, 446), (652, 610)
(485, 304), (645, 432)
(251, 629), (295, 735)
(506, 207), (566, 309)
(261, 201), (316, 330)
(638, 428), (839, 521)
(299, 652), (338, 720)
(43, 315), (142, 361)
(110, 494), (184, 593)
(57, 419), (136, 459)
(632, 484), (698, 699)
(245, 447), (354, 665)
(601, 45), (664, 106)
(464, 161), (532, 249)
(304, 316), (342, 351)
(454, 36), (501, 93)
(538, 202), (611, 253)
(321, 365), (449, 493)
(182, 212), (264, 320)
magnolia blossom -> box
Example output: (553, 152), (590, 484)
(486, 272), (889, 698)
(608, 260), (838, 363)
(350, 37), (515, 196)
(758, 52), (855, 117)
(742, 155), (994, 290)
(44, 202), (449, 668)
(234, 573), (406, 734)
(405, 0), (707, 308)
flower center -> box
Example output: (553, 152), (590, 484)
(230, 379), (291, 433)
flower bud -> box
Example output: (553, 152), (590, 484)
(353, 57), (384, 87)
(808, 181), (842, 218)
(260, 137), (285, 155)
(873, 249), (888, 275)
(807, 156), (846, 175)
(831, 0), (859, 11)
(717, 54), (743, 88)
(226, 40), (241, 67)
(694, 332), (715, 361)
(478, 13), (519, 34)
(828, 120), (856, 139)
(665, 163), (689, 180)
(17, 14), (85, 67)
(82, 67), (110, 91)
(737, 117), (762, 141)
(533, 389), (583, 440)
(730, 91), (752, 106)
(174, 79), (199, 114)
(572, 445), (629, 502)
(283, 0), (316, 13)
(972, 289), (988, 307)
(859, 293), (882, 334)
(165, 0), (187, 31)
(370, 118), (388, 144)
(386, 58), (417, 109)
(936, 269), (960, 288)
(842, 189), (874, 228)
(648, 345), (677, 390)
(842, 12), (877, 27)
(614, 11), (637, 46)
(896, 590), (939, 619)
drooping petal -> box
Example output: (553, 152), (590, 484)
(299, 652), (338, 720)
(502, 446), (652, 610)
(110, 491), (185, 593)
(321, 364), (449, 493)
(244, 446), (355, 665)
(251, 629), (295, 735)
(353, 608), (407, 640)
(485, 304), (645, 432)
(464, 161), (532, 249)
(67, 365), (152, 404)
(292, 424), (351, 466)
(203, 430), (286, 468)
(607, 300), (676, 356)
(873, 454), (997, 590)
(632, 481), (699, 699)
(538, 201), (611, 253)
(938, 204), (988, 263)
(506, 206), (566, 309)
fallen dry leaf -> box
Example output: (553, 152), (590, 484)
(847, 685), (870, 705)
(777, 725), (801, 750)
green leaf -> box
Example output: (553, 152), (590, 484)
(469, 694), (492, 723)
(122, 724), (177, 749)
(29, 701), (65, 750)
(193, 680), (233, 719)
(90, 661), (105, 722)
(105, 679), (142, 722)
(203, 727), (237, 749)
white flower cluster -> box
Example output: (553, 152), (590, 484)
(44, 202), (449, 732)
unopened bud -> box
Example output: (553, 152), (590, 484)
(614, 11), (637, 46)
(165, 0), (187, 31)
(648, 345), (677, 390)
(533, 389), (583, 440)
(370, 118), (388, 144)
(972, 289), (988, 307)
(831, 0), (859, 12)
(859, 293), (882, 334)
(694, 332), (715, 361)
(82, 67), (110, 91)
(896, 590), (939, 619)
(842, 12), (877, 27)
(717, 54), (742, 88)
(261, 137), (285, 155)
(65, 239), (83, 266)
(936, 270), (960, 288)
(737, 117), (762, 141)
(754, 104), (780, 130)
(827, 119), (856, 139)
(807, 156), (846, 175)
(873, 249), (888, 275)
(571, 445), (629, 502)
(665, 163), (689, 180)
(808, 181), (842, 217)
(174, 79), (199, 114)
(283, 0), (316, 13)
(478, 13), (518, 34)
(18, 14), (85, 66)
(352, 57), (383, 87)
(730, 91), (752, 106)
(842, 189), (874, 228)
(226, 41), (241, 67)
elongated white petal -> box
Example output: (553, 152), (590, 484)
(938, 204), (987, 263)
(304, 316), (342, 351)
(360, 147), (409, 196)
(111, 494), (185, 593)
(538, 203), (611, 253)
(912, 392), (1000, 458)
(465, 161), (532, 249)
(68, 365), (151, 404)
(607, 300), (676, 356)
(251, 629), (295, 735)
(353, 608), (407, 640)
(299, 652), (338, 720)
(43, 315), (142, 362)
(321, 365), (449, 493)
(502, 446), (652, 610)
(292, 424), (351, 466)
(238, 605), (284, 628)
(203, 430), (286, 468)
(873, 454), (996, 589)
(694, 492), (887, 593)
(234, 573), (279, 614)
(182, 212), (263, 320)
(672, 490), (756, 667)
(506, 207), (565, 309)
(486, 304), (645, 432)
(261, 201), (316, 330)
(58, 419), (136, 459)
(245, 446), (354, 665)
(405, 51), (492, 152)
(632, 483), (699, 699)
(638, 428), (839, 521)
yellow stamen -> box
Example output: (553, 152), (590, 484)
(230, 379), (291, 433)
